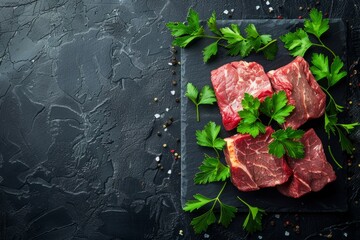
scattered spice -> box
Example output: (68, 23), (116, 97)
(172, 80), (177, 86)
(277, 15), (283, 19)
(157, 131), (162, 137)
(154, 97), (158, 102)
(163, 143), (167, 148)
(175, 98), (180, 103)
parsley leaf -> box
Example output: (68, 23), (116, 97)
(329, 56), (347, 87)
(310, 53), (329, 80)
(196, 121), (226, 151)
(219, 203), (237, 227)
(304, 9), (330, 39)
(207, 11), (221, 36)
(260, 90), (295, 125)
(194, 155), (230, 184)
(185, 83), (217, 121)
(166, 8), (204, 47)
(183, 193), (214, 212)
(203, 41), (218, 62)
(183, 182), (237, 234)
(311, 53), (347, 87)
(269, 128), (305, 159)
(190, 210), (216, 234)
(238, 197), (265, 233)
(237, 93), (266, 138)
(280, 29), (313, 57)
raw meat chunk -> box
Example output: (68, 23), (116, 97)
(277, 129), (336, 198)
(211, 61), (273, 131)
(224, 127), (292, 191)
(267, 56), (326, 129)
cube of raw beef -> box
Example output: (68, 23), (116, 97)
(211, 61), (273, 131)
(224, 127), (292, 191)
(277, 129), (336, 198)
(267, 56), (326, 129)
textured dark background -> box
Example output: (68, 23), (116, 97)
(0, 0), (359, 240)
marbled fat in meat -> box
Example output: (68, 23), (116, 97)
(267, 56), (326, 129)
(211, 61), (273, 131)
(224, 127), (292, 191)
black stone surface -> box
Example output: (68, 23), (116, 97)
(181, 19), (348, 212)
(0, 0), (359, 240)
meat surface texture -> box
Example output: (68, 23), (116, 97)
(267, 56), (326, 129)
(224, 127), (292, 191)
(211, 61), (273, 131)
(277, 129), (336, 198)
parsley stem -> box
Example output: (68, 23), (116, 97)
(196, 104), (200, 122)
(312, 42), (336, 58)
(256, 39), (277, 52)
(210, 181), (227, 211)
(327, 145), (343, 169)
(320, 86), (343, 112)
(237, 196), (251, 209)
(214, 148), (220, 159)
(200, 35), (224, 40)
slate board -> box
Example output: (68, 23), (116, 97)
(180, 19), (348, 212)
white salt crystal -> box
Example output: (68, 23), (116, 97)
(266, 1), (270, 5)
(256, 5), (260, 10)
(284, 231), (290, 236)
(165, 108), (169, 112)
(269, 7), (274, 12)
(223, 9), (229, 14)
(170, 90), (175, 95)
(155, 156), (160, 162)
(167, 169), (172, 174)
(154, 114), (160, 119)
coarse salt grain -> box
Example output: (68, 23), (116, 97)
(155, 156), (160, 162)
(165, 108), (169, 112)
(256, 5), (260, 10)
(167, 169), (172, 174)
(168, 62), (173, 66)
(344, 233), (348, 237)
(154, 114), (160, 119)
(170, 90), (175, 95)
(204, 233), (210, 238)
(258, 236), (263, 239)
(285, 231), (290, 236)
(231, 9), (234, 12)
(275, 214), (280, 218)
(266, 1), (270, 5)
(269, 7), (274, 12)
(164, 128), (168, 132)
(223, 9), (229, 14)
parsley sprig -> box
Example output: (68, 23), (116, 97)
(194, 122), (230, 184)
(183, 182), (237, 234)
(281, 8), (359, 154)
(236, 91), (304, 158)
(167, 8), (278, 62)
(186, 83), (217, 122)
(194, 155), (230, 184)
(237, 197), (266, 233)
(269, 128), (305, 159)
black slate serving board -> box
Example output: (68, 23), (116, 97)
(181, 19), (348, 212)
